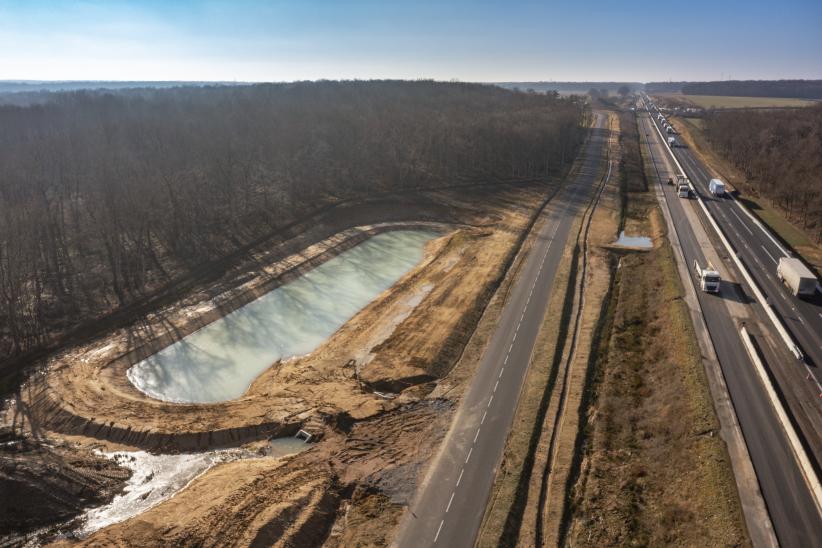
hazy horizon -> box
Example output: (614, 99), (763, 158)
(1, 0), (820, 83)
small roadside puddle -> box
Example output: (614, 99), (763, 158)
(613, 231), (652, 249)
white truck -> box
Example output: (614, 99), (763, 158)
(666, 126), (675, 134)
(708, 178), (726, 196)
(777, 257), (818, 297)
(676, 174), (690, 197)
(694, 260), (721, 293)
(667, 136), (676, 147)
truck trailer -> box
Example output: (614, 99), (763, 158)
(694, 260), (721, 293)
(708, 178), (726, 196)
(777, 257), (818, 297)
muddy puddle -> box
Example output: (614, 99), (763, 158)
(613, 230), (652, 249)
(127, 230), (438, 403)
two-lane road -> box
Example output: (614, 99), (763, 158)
(393, 114), (609, 548)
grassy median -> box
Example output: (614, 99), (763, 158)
(563, 109), (748, 546)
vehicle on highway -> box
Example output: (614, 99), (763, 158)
(708, 178), (726, 197)
(677, 183), (689, 198)
(667, 177), (674, 186)
(666, 126), (675, 134)
(777, 257), (818, 297)
(694, 260), (721, 292)
(668, 136), (676, 147)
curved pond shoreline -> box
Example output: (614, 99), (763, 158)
(126, 229), (440, 403)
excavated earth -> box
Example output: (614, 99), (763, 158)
(2, 181), (562, 545)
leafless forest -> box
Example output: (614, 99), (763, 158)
(0, 80), (586, 378)
(703, 104), (822, 241)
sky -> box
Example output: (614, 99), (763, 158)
(1, 0), (820, 83)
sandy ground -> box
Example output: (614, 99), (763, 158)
(2, 182), (564, 544)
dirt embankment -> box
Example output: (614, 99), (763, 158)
(8, 183), (553, 452)
(0, 431), (130, 543)
(564, 110), (748, 546)
(4, 179), (565, 544)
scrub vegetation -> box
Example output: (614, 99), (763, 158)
(0, 80), (586, 391)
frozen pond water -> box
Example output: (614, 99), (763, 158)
(77, 440), (309, 536)
(614, 230), (652, 249)
(127, 230), (438, 403)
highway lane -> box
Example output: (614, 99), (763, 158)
(639, 109), (822, 546)
(653, 111), (822, 379)
(393, 113), (609, 548)
(649, 109), (822, 464)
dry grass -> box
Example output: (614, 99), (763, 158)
(656, 93), (817, 109)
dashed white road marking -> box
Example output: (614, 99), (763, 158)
(427, 119), (612, 545)
(434, 519), (444, 542)
(731, 209), (753, 234)
(761, 245), (778, 265)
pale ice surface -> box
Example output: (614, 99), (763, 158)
(77, 449), (242, 536)
(614, 230), (652, 249)
(127, 230), (438, 403)
(77, 440), (309, 537)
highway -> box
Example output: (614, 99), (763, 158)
(652, 108), (822, 464)
(393, 113), (609, 548)
(654, 110), (822, 377)
(639, 107), (822, 546)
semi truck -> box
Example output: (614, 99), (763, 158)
(708, 178), (726, 196)
(777, 257), (818, 297)
(694, 260), (721, 293)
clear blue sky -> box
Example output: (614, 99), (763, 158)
(1, 0), (820, 82)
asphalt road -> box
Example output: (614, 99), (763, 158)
(655, 111), (822, 376)
(639, 108), (822, 547)
(392, 114), (609, 548)
(651, 108), (822, 463)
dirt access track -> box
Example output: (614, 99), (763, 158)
(9, 181), (564, 453)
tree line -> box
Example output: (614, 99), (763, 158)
(682, 80), (822, 99)
(0, 80), (587, 363)
(703, 104), (822, 242)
